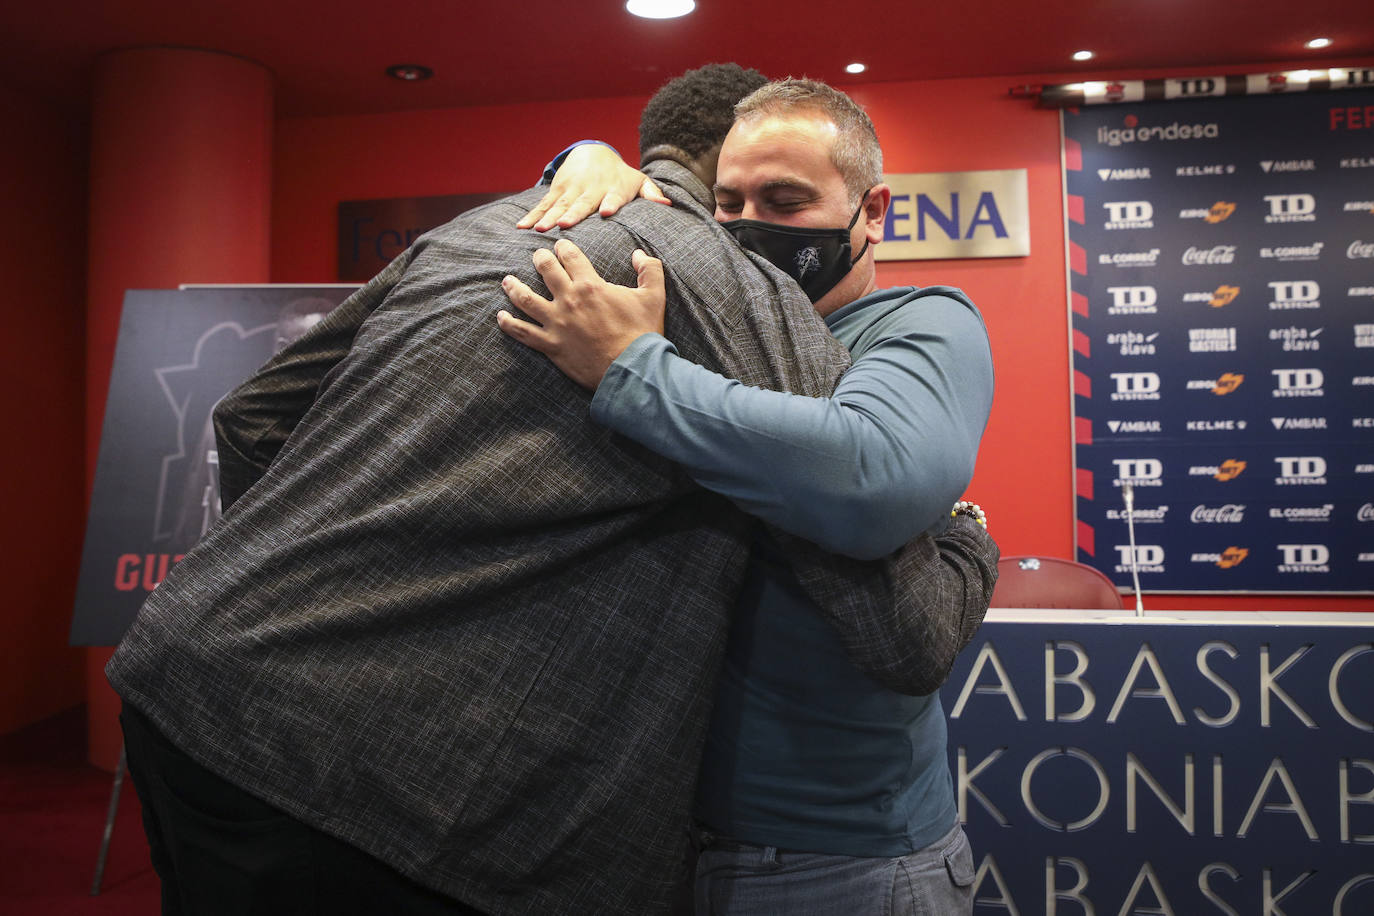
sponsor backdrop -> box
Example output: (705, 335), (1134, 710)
(70, 286), (357, 645)
(1063, 90), (1374, 593)
(945, 615), (1374, 915)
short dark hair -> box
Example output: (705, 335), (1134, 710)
(639, 63), (768, 159)
(735, 78), (883, 201)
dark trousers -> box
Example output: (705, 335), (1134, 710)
(120, 703), (487, 916)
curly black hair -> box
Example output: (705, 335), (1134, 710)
(638, 63), (768, 159)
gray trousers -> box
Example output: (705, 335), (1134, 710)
(694, 822), (975, 915)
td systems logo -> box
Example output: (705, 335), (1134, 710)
(1107, 286), (1157, 315)
(1103, 201), (1153, 230)
(1111, 458), (1163, 486)
(1269, 281), (1321, 310)
(1110, 372), (1160, 401)
(1115, 545), (1164, 573)
(1264, 194), (1317, 223)
(1277, 544), (1330, 574)
(1275, 456), (1327, 485)
(1272, 368), (1324, 398)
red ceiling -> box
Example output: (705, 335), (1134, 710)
(2, 0), (1372, 118)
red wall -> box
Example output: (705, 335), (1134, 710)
(0, 90), (88, 733)
(3, 58), (1372, 740)
(272, 63), (1374, 615)
(271, 97), (647, 282)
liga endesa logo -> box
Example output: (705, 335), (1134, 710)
(1096, 113), (1220, 146)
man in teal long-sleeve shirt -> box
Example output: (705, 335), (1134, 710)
(500, 78), (993, 915)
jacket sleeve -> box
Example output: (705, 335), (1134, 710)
(213, 250), (414, 510)
(780, 514), (1000, 696)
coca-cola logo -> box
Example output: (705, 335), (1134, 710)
(1182, 245), (1238, 265)
(1191, 504), (1246, 523)
(1349, 240), (1374, 259)
(1359, 503), (1374, 521)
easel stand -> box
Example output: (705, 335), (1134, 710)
(90, 742), (127, 896)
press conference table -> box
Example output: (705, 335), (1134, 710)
(943, 608), (1374, 915)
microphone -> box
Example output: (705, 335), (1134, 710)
(1121, 480), (1145, 616)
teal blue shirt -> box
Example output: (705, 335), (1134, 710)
(591, 286), (993, 855)
(591, 287), (993, 558)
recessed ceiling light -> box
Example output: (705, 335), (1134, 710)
(1072, 50), (1095, 62)
(1306, 37), (1332, 49)
(386, 64), (433, 82)
(626, 0), (695, 18)
(845, 63), (867, 74)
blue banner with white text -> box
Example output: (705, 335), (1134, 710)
(945, 618), (1374, 914)
(1063, 91), (1374, 592)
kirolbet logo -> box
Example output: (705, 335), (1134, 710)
(1213, 373), (1243, 395)
(1211, 460), (1246, 482)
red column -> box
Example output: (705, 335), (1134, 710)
(85, 48), (273, 769)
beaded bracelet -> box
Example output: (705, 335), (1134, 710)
(952, 500), (987, 528)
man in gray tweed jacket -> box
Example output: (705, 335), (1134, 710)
(107, 65), (997, 915)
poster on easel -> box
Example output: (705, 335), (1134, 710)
(1064, 90), (1374, 593)
(70, 286), (358, 646)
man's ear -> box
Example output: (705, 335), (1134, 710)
(863, 184), (891, 245)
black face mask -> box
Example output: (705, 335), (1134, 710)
(722, 190), (871, 303)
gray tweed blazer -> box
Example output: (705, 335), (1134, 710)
(108, 161), (997, 914)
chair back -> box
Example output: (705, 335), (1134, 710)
(991, 556), (1126, 610)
